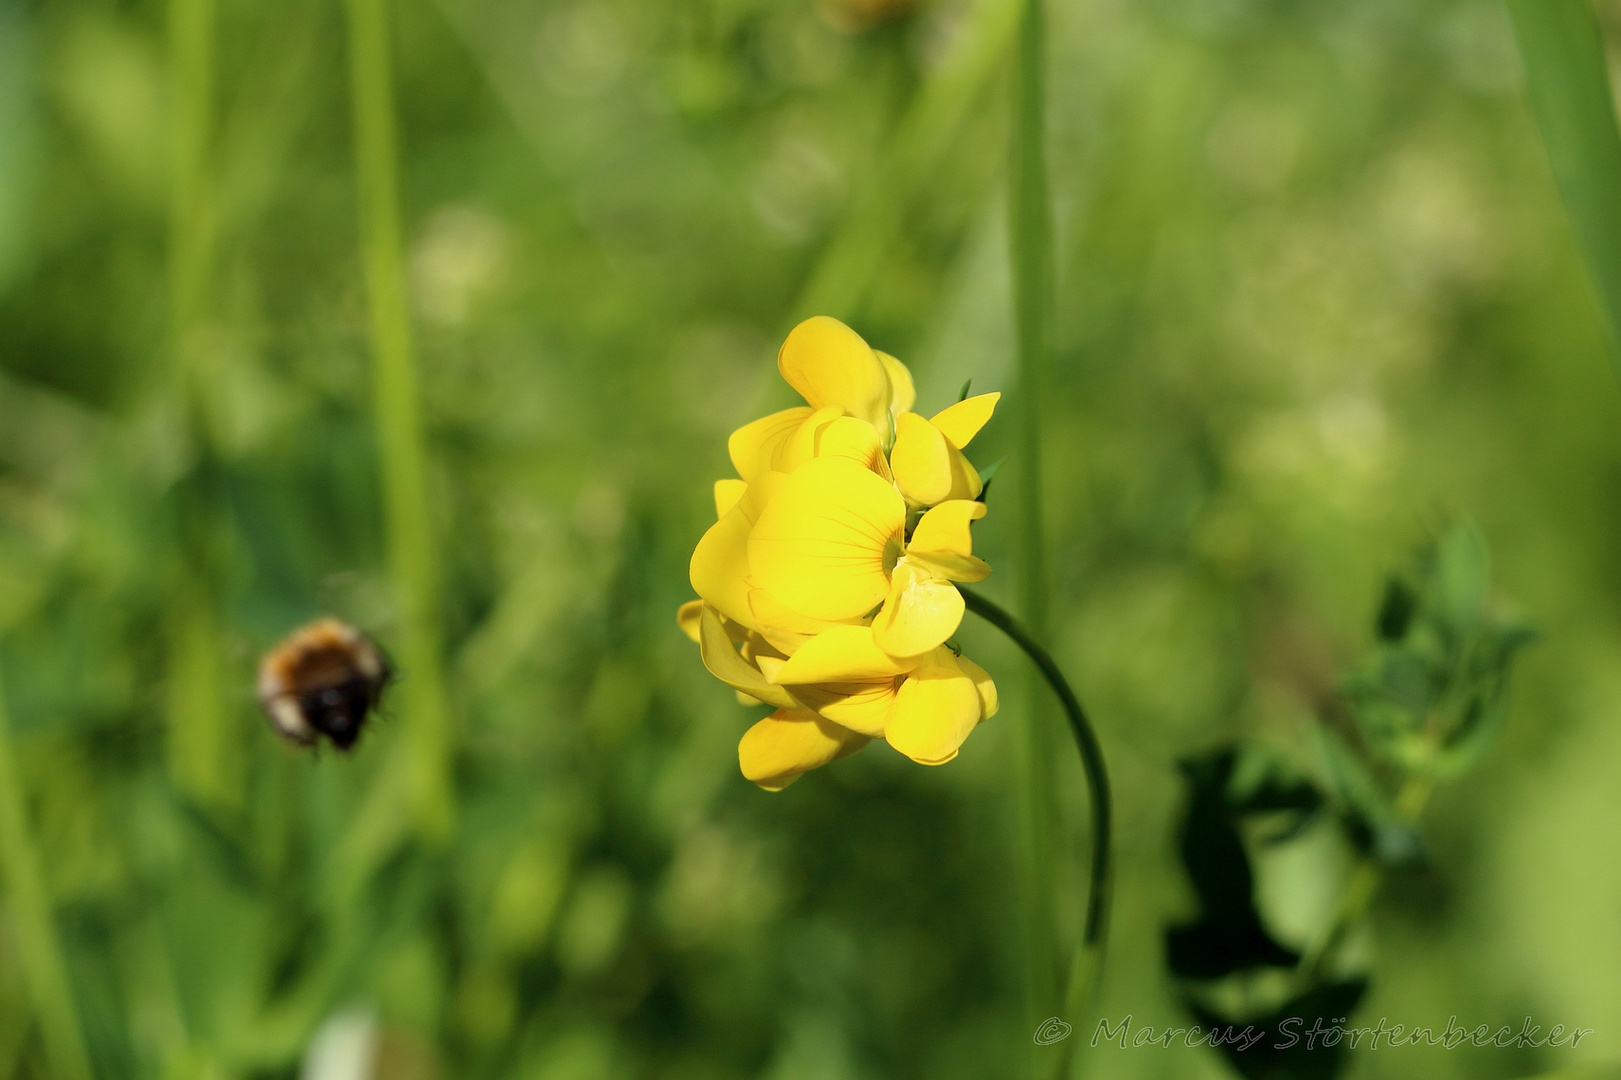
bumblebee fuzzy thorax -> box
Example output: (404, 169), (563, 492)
(257, 619), (390, 750)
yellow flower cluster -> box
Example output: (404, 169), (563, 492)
(678, 316), (1001, 790)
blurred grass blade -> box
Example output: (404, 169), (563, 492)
(792, 0), (1020, 323)
(168, 0), (215, 390)
(165, 581), (235, 807)
(0, 0), (35, 293)
(166, 0), (240, 811)
(1008, 0), (1061, 1069)
(1010, 2), (1052, 640)
(0, 674), (93, 1080)
(1507, 0), (1621, 368)
(344, 0), (453, 837)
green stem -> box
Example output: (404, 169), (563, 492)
(961, 588), (1112, 1058)
(1009, 0), (1061, 1061)
(0, 673), (93, 1080)
(166, 0), (238, 811)
(1010, 0), (1052, 645)
(343, 0), (452, 835)
(1292, 774), (1433, 992)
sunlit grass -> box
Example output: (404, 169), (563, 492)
(2, 0), (1621, 1077)
(344, 0), (453, 842)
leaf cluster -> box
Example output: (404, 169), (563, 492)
(1342, 523), (1535, 783)
(1165, 526), (1532, 1080)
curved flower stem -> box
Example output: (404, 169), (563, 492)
(960, 588), (1113, 1019)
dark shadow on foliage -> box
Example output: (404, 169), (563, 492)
(1184, 978), (1368, 1080)
(1165, 747), (1320, 981)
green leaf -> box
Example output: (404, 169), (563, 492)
(972, 454), (1008, 503)
(1508, 0), (1621, 365)
(958, 378), (973, 402)
(1375, 575), (1416, 642)
(1313, 723), (1398, 839)
(1434, 522), (1489, 629)
(1434, 624), (1537, 776)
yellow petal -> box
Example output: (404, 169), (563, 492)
(713, 478), (747, 519)
(957, 654), (999, 720)
(736, 470), (787, 520)
(748, 457), (905, 621)
(885, 649), (983, 765)
(950, 451), (983, 502)
(777, 316), (889, 427)
(771, 406), (844, 475)
(677, 600), (704, 642)
(889, 412), (950, 504)
(698, 606), (801, 710)
(793, 679), (897, 737)
(729, 407), (812, 481)
(754, 653), (787, 683)
(876, 350), (915, 416)
(814, 416), (891, 480)
(906, 500), (991, 583)
(689, 472), (786, 629)
(890, 412), (983, 506)
(871, 561), (964, 658)
(772, 624), (915, 684)
(748, 589), (854, 655)
(739, 708), (870, 790)
(742, 631), (788, 667)
(929, 392), (1000, 449)
(690, 504), (755, 629)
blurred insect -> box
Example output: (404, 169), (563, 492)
(257, 618), (391, 750)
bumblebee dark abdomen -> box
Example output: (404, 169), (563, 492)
(258, 618), (391, 751)
(298, 674), (382, 749)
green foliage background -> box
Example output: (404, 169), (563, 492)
(2, 0), (1621, 1077)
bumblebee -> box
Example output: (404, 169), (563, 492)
(257, 618), (391, 750)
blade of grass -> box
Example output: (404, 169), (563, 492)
(1507, 0), (1621, 371)
(344, 0), (453, 838)
(166, 0), (241, 812)
(1008, 0), (1062, 1069)
(164, 580), (234, 808)
(168, 0), (215, 385)
(791, 0), (1021, 324)
(0, 1), (35, 293)
(0, 673), (93, 1080)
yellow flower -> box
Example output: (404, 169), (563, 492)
(679, 316), (1001, 789)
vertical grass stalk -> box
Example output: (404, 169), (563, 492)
(1507, 0), (1621, 374)
(1009, 0), (1113, 1070)
(168, 0), (214, 371)
(0, 673), (93, 1080)
(165, 0), (239, 810)
(1009, 0), (1062, 1063)
(344, 0), (453, 836)
(792, 0), (1022, 324)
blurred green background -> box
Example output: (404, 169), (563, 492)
(3, 0), (1621, 1077)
